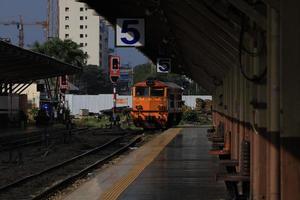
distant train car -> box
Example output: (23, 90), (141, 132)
(131, 79), (183, 129)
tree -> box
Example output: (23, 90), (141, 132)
(31, 38), (88, 66)
(133, 63), (156, 83)
(133, 63), (208, 95)
(77, 65), (112, 94)
(31, 38), (88, 94)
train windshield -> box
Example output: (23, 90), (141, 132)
(151, 88), (164, 97)
(135, 87), (149, 96)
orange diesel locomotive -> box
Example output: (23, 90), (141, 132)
(131, 79), (183, 129)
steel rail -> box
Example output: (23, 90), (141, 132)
(0, 135), (123, 192)
(33, 135), (142, 200)
(0, 127), (89, 152)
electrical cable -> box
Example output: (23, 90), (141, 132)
(239, 14), (267, 83)
(242, 29), (266, 57)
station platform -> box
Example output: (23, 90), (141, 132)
(62, 127), (227, 200)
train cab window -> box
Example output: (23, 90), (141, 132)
(135, 87), (149, 97)
(151, 88), (164, 97)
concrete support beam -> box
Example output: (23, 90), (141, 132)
(262, 0), (280, 10)
(267, 7), (280, 200)
(227, 0), (267, 29)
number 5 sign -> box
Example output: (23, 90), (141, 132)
(116, 18), (145, 47)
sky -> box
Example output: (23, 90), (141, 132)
(0, 0), (149, 66)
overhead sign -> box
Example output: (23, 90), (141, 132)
(116, 18), (145, 47)
(157, 58), (171, 73)
(109, 55), (120, 83)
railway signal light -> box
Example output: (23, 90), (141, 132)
(60, 75), (69, 91)
(109, 55), (121, 83)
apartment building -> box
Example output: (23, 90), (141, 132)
(59, 0), (108, 67)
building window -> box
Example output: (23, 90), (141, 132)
(85, 43), (87, 46)
(65, 25), (69, 30)
(85, 34), (88, 38)
(85, 8), (88, 11)
(65, 34), (69, 39)
(65, 7), (69, 12)
(80, 25), (84, 29)
(65, 16), (69, 20)
(80, 43), (84, 47)
(85, 16), (87, 20)
(80, 7), (84, 11)
(80, 34), (84, 38)
(85, 25), (87, 29)
(100, 35), (102, 40)
(80, 16), (84, 20)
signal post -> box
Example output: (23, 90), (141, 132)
(109, 55), (121, 126)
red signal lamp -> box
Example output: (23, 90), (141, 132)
(109, 55), (120, 83)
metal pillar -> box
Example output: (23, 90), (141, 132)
(252, 35), (268, 200)
(112, 83), (117, 126)
(267, 7), (280, 200)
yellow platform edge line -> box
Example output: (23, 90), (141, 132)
(100, 128), (182, 200)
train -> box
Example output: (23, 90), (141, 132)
(131, 79), (184, 129)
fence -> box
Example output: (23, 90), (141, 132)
(65, 94), (212, 115)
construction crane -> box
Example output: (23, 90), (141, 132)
(0, 15), (49, 48)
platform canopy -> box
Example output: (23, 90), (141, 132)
(79, 0), (272, 92)
(0, 41), (81, 83)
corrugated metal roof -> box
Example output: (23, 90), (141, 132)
(0, 41), (82, 83)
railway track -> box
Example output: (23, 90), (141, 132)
(0, 127), (89, 152)
(0, 133), (142, 200)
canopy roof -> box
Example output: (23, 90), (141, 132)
(79, 0), (271, 92)
(0, 41), (81, 83)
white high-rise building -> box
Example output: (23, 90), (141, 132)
(59, 0), (106, 66)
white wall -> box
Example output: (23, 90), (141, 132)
(65, 94), (212, 115)
(65, 94), (132, 115)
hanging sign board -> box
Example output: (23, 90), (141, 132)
(116, 18), (145, 47)
(157, 58), (171, 73)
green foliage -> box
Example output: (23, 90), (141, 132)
(31, 38), (88, 66)
(74, 116), (109, 128)
(28, 108), (39, 122)
(133, 63), (156, 83)
(182, 109), (199, 122)
(133, 63), (208, 95)
(77, 65), (112, 94)
(181, 105), (212, 125)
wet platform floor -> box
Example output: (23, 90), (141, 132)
(117, 128), (227, 200)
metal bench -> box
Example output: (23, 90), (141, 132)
(216, 140), (250, 199)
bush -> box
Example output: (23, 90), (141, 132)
(181, 106), (212, 125)
(182, 109), (199, 122)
